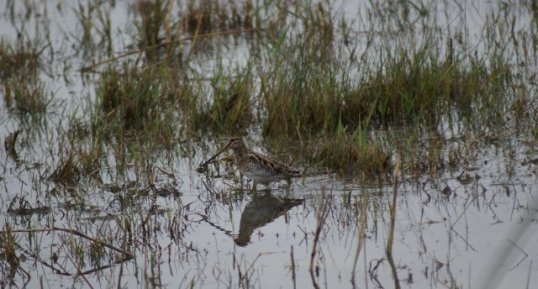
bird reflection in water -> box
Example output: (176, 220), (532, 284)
(234, 190), (304, 246)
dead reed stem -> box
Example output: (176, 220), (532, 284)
(1, 226), (134, 259)
(386, 150), (401, 289)
(290, 245), (297, 289)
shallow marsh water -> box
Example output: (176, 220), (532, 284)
(1, 1), (538, 289)
(2, 137), (537, 289)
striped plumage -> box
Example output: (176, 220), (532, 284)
(226, 137), (301, 187)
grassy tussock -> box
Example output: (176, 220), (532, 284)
(3, 76), (49, 115)
(347, 50), (511, 126)
(183, 65), (253, 133)
(0, 39), (49, 116)
(49, 154), (81, 186)
(0, 224), (19, 280)
(0, 39), (40, 80)
(263, 43), (511, 139)
(93, 64), (179, 147)
(257, 4), (513, 175)
(8, 0), (522, 179)
(306, 129), (391, 177)
(182, 0), (255, 35)
(136, 0), (170, 61)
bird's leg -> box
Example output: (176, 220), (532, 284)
(285, 178), (292, 195)
(251, 181), (258, 196)
(239, 172), (245, 190)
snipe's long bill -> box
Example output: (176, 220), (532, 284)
(198, 137), (301, 189)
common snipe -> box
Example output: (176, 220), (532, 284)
(200, 137), (301, 190)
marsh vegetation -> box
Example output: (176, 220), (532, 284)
(1, 0), (537, 288)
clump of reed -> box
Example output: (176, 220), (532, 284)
(4, 130), (20, 162)
(0, 39), (49, 116)
(182, 65), (253, 134)
(49, 154), (81, 186)
(0, 224), (19, 280)
(72, 1), (113, 57)
(3, 76), (50, 116)
(92, 63), (180, 148)
(305, 126), (392, 177)
(257, 3), (512, 176)
(131, 0), (261, 64)
(0, 39), (40, 80)
(263, 43), (510, 138)
(133, 0), (258, 63)
(182, 0), (255, 35)
(346, 51), (510, 127)
(135, 0), (171, 61)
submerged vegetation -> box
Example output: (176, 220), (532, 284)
(1, 0), (537, 288)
